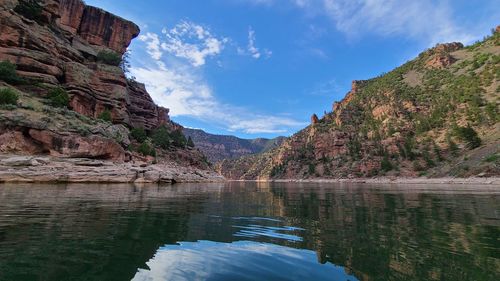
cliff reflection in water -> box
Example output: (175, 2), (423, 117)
(0, 182), (498, 281)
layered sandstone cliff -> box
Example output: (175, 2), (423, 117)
(0, 0), (218, 182)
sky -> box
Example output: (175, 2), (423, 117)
(85, 0), (499, 139)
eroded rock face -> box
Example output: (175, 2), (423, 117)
(0, 0), (209, 168)
(0, 0), (163, 130)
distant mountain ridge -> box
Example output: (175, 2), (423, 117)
(183, 128), (285, 163)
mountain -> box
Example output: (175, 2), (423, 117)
(183, 128), (285, 163)
(217, 28), (500, 180)
(0, 0), (221, 182)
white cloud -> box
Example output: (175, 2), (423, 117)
(131, 61), (305, 134)
(132, 24), (304, 134)
(240, 27), (272, 59)
(245, 0), (483, 46)
(159, 21), (229, 67)
(138, 32), (162, 60)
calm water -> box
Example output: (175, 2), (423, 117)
(0, 183), (499, 281)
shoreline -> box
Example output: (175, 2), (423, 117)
(229, 177), (500, 185)
(0, 156), (498, 185)
(0, 155), (224, 184)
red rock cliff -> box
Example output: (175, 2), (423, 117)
(0, 0), (168, 130)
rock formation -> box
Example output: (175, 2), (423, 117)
(0, 0), (215, 180)
(218, 31), (500, 180)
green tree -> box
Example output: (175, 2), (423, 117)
(453, 125), (481, 149)
(0, 88), (19, 105)
(97, 51), (122, 66)
(152, 126), (171, 149)
(0, 61), (23, 85)
(381, 153), (393, 172)
(14, 0), (43, 23)
(47, 88), (70, 108)
(187, 136), (195, 148)
(137, 142), (156, 157)
(98, 109), (112, 122)
(131, 127), (147, 143)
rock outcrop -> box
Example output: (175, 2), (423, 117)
(218, 32), (500, 180)
(0, 0), (168, 129)
(0, 0), (215, 179)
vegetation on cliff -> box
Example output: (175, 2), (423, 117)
(218, 29), (500, 179)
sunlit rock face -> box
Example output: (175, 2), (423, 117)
(0, 0), (169, 129)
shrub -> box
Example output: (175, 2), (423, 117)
(14, 0), (43, 23)
(97, 51), (122, 66)
(0, 61), (23, 84)
(485, 103), (498, 123)
(152, 126), (171, 149)
(447, 139), (460, 157)
(98, 109), (112, 122)
(381, 154), (393, 172)
(130, 127), (147, 143)
(137, 142), (156, 157)
(171, 130), (187, 148)
(187, 136), (195, 148)
(453, 125), (482, 149)
(0, 88), (19, 105)
(47, 88), (70, 108)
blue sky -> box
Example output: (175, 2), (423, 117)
(86, 0), (499, 139)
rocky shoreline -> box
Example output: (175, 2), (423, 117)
(0, 155), (225, 184)
(232, 177), (500, 185)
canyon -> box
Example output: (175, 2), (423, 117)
(0, 0), (222, 183)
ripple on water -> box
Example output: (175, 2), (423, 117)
(230, 216), (305, 242)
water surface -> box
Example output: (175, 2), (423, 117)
(0, 182), (498, 281)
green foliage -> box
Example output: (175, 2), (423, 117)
(152, 126), (171, 149)
(130, 127), (147, 143)
(96, 51), (122, 66)
(308, 163), (316, 175)
(14, 0), (43, 23)
(47, 88), (70, 108)
(447, 138), (460, 157)
(137, 142), (156, 157)
(484, 154), (499, 163)
(399, 135), (416, 160)
(98, 109), (112, 122)
(347, 137), (362, 160)
(485, 103), (498, 123)
(0, 61), (23, 85)
(187, 136), (195, 148)
(381, 154), (393, 172)
(453, 125), (482, 149)
(171, 130), (187, 148)
(0, 88), (19, 106)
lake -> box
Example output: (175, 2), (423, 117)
(0, 182), (498, 281)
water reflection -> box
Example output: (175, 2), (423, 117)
(133, 240), (358, 281)
(0, 182), (498, 281)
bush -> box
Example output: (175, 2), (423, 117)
(14, 0), (43, 23)
(187, 136), (195, 148)
(453, 125), (482, 149)
(0, 61), (23, 84)
(131, 127), (147, 143)
(381, 154), (393, 172)
(447, 139), (460, 157)
(137, 142), (156, 157)
(0, 88), (19, 105)
(47, 88), (70, 108)
(152, 126), (171, 149)
(98, 109), (112, 122)
(171, 130), (187, 148)
(97, 51), (122, 66)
